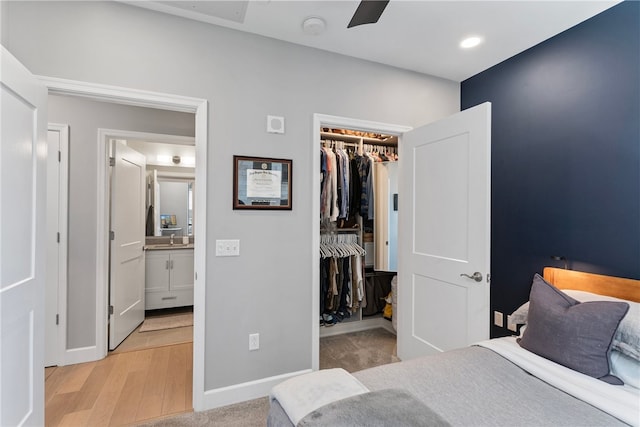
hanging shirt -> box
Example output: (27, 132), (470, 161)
(337, 148), (350, 220)
(349, 156), (362, 218)
(354, 154), (370, 219)
(366, 153), (375, 220)
(320, 148), (328, 220)
(335, 148), (343, 220)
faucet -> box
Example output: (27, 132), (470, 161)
(170, 233), (175, 245)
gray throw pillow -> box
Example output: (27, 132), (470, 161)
(518, 274), (629, 384)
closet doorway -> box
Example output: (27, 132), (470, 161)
(314, 105), (492, 368)
(313, 114), (411, 372)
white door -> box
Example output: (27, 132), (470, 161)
(152, 169), (161, 236)
(0, 46), (47, 426)
(397, 102), (491, 361)
(45, 125), (69, 367)
(109, 140), (146, 350)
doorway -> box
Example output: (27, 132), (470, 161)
(104, 131), (196, 352)
(41, 76), (209, 411)
(313, 106), (492, 367)
(312, 114), (411, 371)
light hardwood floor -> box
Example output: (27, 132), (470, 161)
(112, 324), (193, 354)
(45, 342), (193, 427)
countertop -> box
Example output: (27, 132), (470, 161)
(145, 243), (195, 251)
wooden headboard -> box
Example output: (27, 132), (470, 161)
(543, 267), (640, 302)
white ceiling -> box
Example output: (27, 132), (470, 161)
(123, 0), (619, 82)
(127, 140), (196, 168)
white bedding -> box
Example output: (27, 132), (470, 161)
(478, 337), (640, 427)
(270, 341), (636, 427)
(269, 367), (369, 425)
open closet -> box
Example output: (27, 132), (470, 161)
(319, 127), (399, 341)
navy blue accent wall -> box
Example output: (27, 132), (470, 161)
(461, 1), (639, 337)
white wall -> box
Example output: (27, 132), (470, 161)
(5, 1), (459, 395)
(0, 1), (7, 46)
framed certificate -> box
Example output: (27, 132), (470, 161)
(233, 155), (292, 210)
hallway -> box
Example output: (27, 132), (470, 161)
(45, 342), (192, 426)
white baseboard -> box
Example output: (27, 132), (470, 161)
(61, 345), (104, 366)
(320, 316), (396, 338)
(199, 369), (312, 411)
(198, 319), (396, 410)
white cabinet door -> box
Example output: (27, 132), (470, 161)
(398, 103), (491, 360)
(145, 249), (194, 309)
(170, 250), (194, 291)
(1, 46), (47, 426)
(145, 251), (170, 293)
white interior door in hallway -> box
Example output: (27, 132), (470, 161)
(0, 46), (48, 426)
(45, 124), (69, 367)
(397, 102), (491, 361)
(109, 140), (147, 350)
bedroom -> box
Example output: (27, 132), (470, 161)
(1, 0), (638, 424)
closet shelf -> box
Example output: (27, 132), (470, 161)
(321, 131), (398, 147)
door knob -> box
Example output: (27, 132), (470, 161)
(460, 272), (483, 282)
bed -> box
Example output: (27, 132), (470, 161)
(268, 267), (640, 426)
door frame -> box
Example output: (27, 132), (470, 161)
(99, 129), (195, 351)
(38, 76), (208, 410)
(46, 123), (69, 367)
(311, 114), (411, 370)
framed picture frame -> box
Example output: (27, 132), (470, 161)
(233, 155), (292, 210)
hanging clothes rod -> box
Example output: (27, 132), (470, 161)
(320, 131), (398, 146)
(321, 139), (360, 149)
(321, 139), (398, 157)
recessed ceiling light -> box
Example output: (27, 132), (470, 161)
(460, 36), (483, 49)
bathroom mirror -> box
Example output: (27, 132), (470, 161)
(147, 174), (194, 237)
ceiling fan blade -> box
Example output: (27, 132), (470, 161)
(347, 0), (390, 28)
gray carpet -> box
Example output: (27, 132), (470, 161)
(137, 328), (397, 426)
(319, 327), (399, 372)
(136, 397), (270, 426)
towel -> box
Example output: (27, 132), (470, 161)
(270, 368), (369, 425)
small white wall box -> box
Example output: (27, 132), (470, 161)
(267, 115), (285, 134)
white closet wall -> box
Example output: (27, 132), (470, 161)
(374, 162), (398, 272)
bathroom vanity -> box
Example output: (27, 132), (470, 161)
(144, 243), (194, 310)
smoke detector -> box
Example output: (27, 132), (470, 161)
(302, 17), (326, 36)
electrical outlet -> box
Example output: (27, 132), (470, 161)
(506, 315), (518, 332)
(249, 333), (259, 351)
(493, 311), (504, 327)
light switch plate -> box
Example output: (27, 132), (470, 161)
(216, 239), (240, 256)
